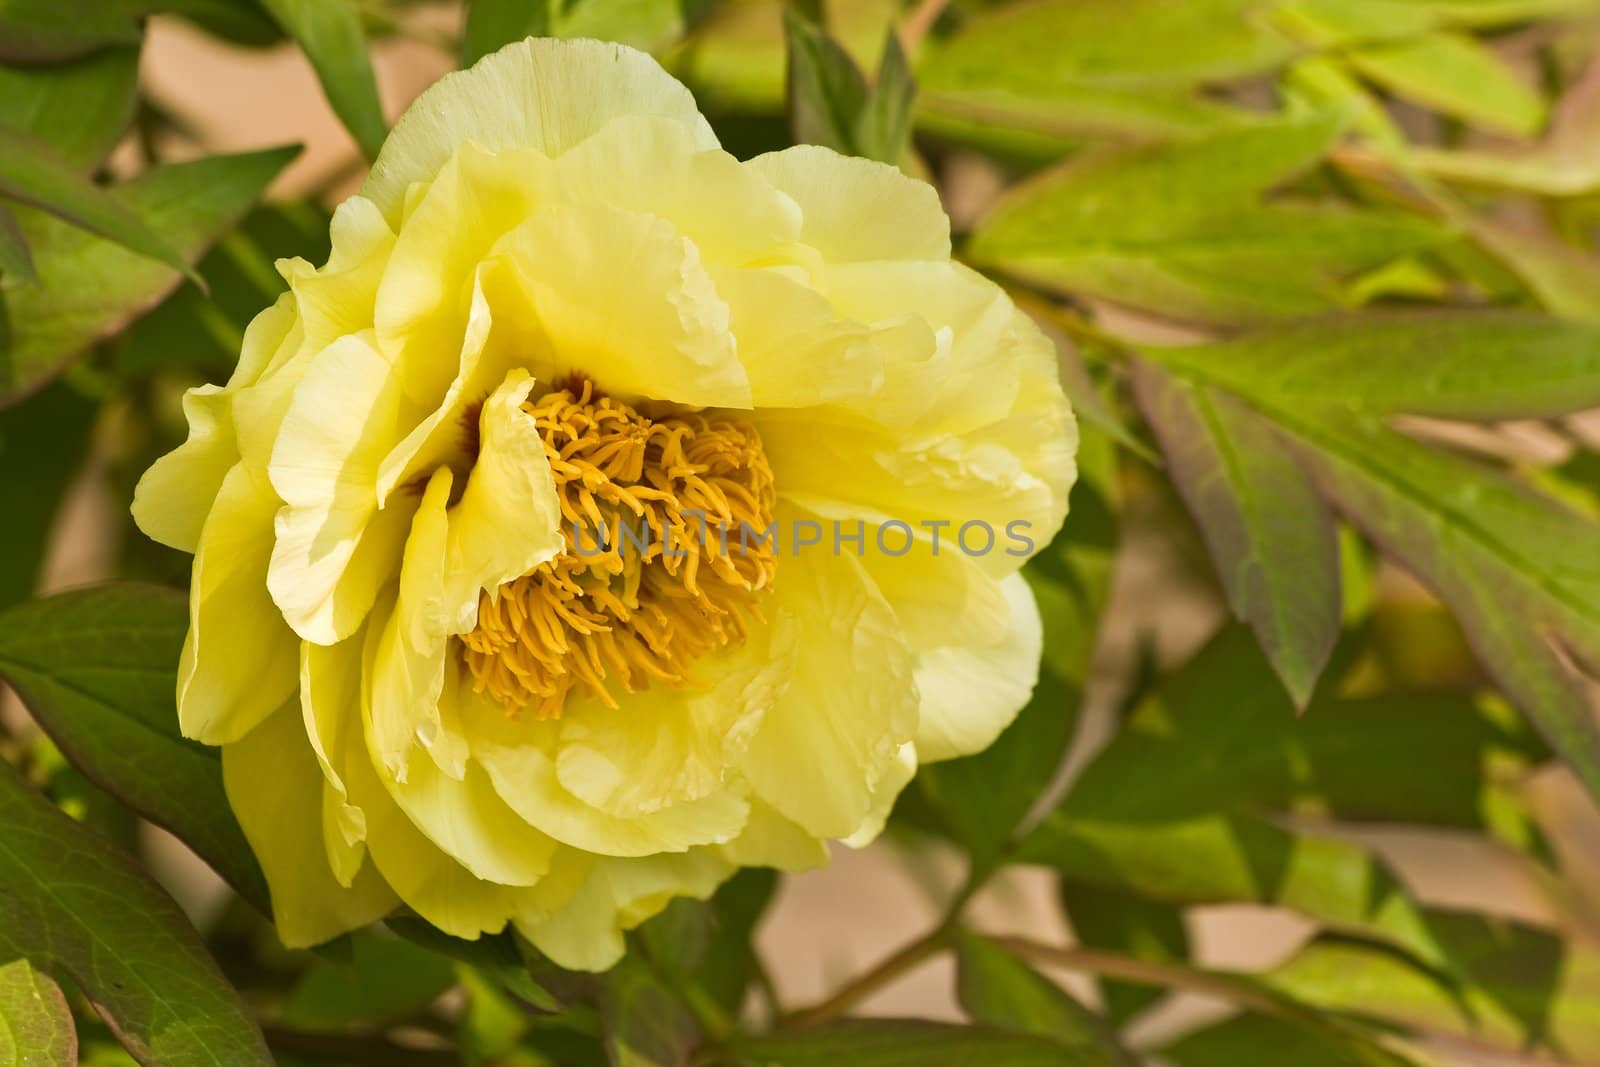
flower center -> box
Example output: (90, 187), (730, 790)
(459, 377), (777, 719)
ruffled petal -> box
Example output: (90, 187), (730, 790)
(440, 367), (564, 634)
(747, 146), (950, 264)
(553, 114), (800, 265)
(460, 689), (752, 858)
(131, 386), (236, 553)
(914, 574), (1042, 763)
(363, 38), (716, 224)
(301, 634), (368, 882)
(737, 519), (918, 840)
(552, 607), (795, 818)
(717, 800), (830, 872)
(843, 741), (917, 849)
(178, 463), (300, 744)
(515, 850), (734, 971)
(489, 202), (751, 408)
(266, 332), (419, 643)
(222, 703), (397, 948)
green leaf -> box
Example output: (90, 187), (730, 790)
(1014, 624), (1553, 965)
(559, 0), (712, 52)
(729, 1019), (1105, 1065)
(0, 585), (271, 910)
(0, 0), (140, 62)
(0, 145), (296, 409)
(0, 43), (140, 170)
(0, 759), (272, 1066)
(1140, 315), (1600, 800)
(697, 868), (778, 1014)
(0, 382), (95, 609)
(280, 930), (457, 1031)
(1145, 311), (1600, 422)
(158, 0), (283, 46)
(1132, 363), (1341, 707)
(953, 932), (1126, 1064)
(1348, 32), (1545, 137)
(918, 0), (1296, 93)
(0, 203), (33, 288)
(1469, 218), (1600, 321)
(0, 958), (76, 1066)
(968, 115), (1451, 325)
(258, 0), (386, 160)
(111, 200), (331, 380)
(1269, 914), (1600, 1062)
(1057, 885), (1189, 1027)
(784, 6), (868, 155)
(1159, 1012), (1421, 1067)
(0, 129), (197, 283)
(856, 30), (916, 166)
(602, 958), (699, 1067)
(462, 0), (553, 67)
(914, 423), (1118, 871)
(1409, 53), (1600, 195)
(386, 918), (565, 1013)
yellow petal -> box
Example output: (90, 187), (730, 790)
(915, 574), (1043, 763)
(554, 114), (800, 265)
(515, 850), (734, 972)
(267, 332), (418, 643)
(712, 264), (883, 409)
(131, 294), (299, 552)
(737, 515), (918, 840)
(717, 799), (830, 872)
(223, 703), (397, 948)
(552, 614), (795, 817)
(179, 463), (299, 744)
(747, 146), (950, 264)
(363, 38), (716, 224)
(301, 634), (368, 881)
(341, 730), (523, 940)
(490, 202), (751, 408)
(280, 195), (396, 356)
(460, 690), (752, 858)
(855, 523), (1012, 653)
(374, 143), (557, 407)
(843, 741), (917, 849)
(440, 367), (564, 634)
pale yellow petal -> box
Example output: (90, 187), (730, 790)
(843, 741), (917, 849)
(222, 703), (397, 948)
(460, 690), (752, 858)
(553, 608), (795, 818)
(341, 730), (523, 940)
(440, 367), (564, 634)
(266, 332), (418, 643)
(515, 850), (734, 972)
(737, 519), (918, 840)
(363, 38), (716, 224)
(279, 195), (396, 356)
(712, 264), (883, 409)
(914, 573), (1043, 763)
(301, 633), (368, 882)
(373, 143), (557, 407)
(747, 146), (950, 263)
(717, 800), (830, 872)
(854, 523), (1012, 652)
(131, 386), (236, 553)
(178, 463), (299, 744)
(489, 202), (751, 408)
(554, 114), (800, 265)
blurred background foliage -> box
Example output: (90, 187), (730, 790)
(3, 0), (1600, 1064)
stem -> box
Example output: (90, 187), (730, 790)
(780, 926), (952, 1029)
(900, 0), (950, 52)
(778, 869), (983, 1029)
(990, 936), (1294, 1020)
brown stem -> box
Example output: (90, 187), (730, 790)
(779, 927), (952, 1029)
(899, 0), (950, 52)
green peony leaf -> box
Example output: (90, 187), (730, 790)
(462, 0), (555, 67)
(0, 585), (270, 910)
(1158, 1012), (1424, 1067)
(0, 958), (76, 1066)
(1347, 32), (1545, 137)
(1132, 364), (1342, 708)
(0, 146), (296, 409)
(0, 759), (271, 1066)
(1057, 885), (1189, 1027)
(0, 0), (140, 63)
(729, 1019), (1108, 1065)
(280, 930), (457, 1032)
(258, 0), (387, 161)
(0, 383), (95, 609)
(602, 957), (699, 1067)
(953, 931), (1127, 1064)
(0, 43), (140, 171)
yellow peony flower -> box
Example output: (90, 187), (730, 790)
(131, 38), (1076, 970)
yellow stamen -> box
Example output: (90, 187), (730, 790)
(459, 377), (777, 719)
